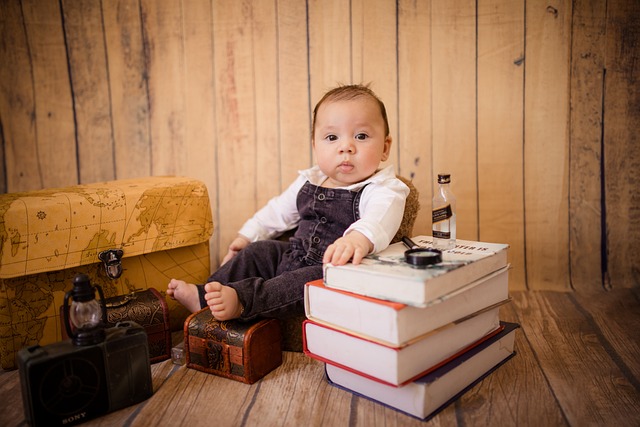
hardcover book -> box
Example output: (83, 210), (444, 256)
(303, 307), (502, 386)
(305, 266), (509, 347)
(326, 322), (519, 420)
(323, 236), (509, 307)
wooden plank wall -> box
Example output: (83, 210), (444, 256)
(0, 0), (638, 293)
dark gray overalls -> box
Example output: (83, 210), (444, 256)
(197, 181), (365, 320)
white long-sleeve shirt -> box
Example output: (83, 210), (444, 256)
(238, 165), (409, 254)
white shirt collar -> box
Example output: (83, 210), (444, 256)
(298, 164), (396, 189)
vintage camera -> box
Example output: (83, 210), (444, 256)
(17, 275), (153, 426)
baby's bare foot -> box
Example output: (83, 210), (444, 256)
(167, 279), (202, 313)
(204, 281), (243, 321)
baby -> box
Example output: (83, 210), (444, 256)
(167, 84), (409, 321)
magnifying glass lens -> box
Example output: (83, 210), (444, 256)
(404, 248), (442, 267)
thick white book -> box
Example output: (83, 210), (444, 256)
(325, 322), (519, 420)
(305, 266), (510, 347)
(303, 306), (501, 386)
(323, 236), (509, 307)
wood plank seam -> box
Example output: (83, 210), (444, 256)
(567, 292), (640, 391)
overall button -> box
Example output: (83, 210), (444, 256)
(312, 236), (321, 244)
(320, 217), (327, 223)
(317, 194), (325, 201)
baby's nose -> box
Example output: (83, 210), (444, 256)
(339, 142), (355, 153)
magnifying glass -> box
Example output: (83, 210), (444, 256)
(401, 237), (442, 268)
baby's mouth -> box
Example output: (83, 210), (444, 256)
(338, 162), (354, 172)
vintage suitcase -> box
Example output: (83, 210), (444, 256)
(184, 308), (283, 384)
(60, 287), (172, 363)
(0, 176), (214, 369)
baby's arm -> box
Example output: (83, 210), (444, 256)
(344, 177), (409, 254)
(221, 235), (250, 265)
(323, 230), (373, 266)
(324, 173), (409, 266)
(221, 176), (304, 265)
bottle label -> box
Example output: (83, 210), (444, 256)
(432, 204), (452, 223)
(433, 230), (451, 239)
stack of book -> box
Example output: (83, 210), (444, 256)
(302, 235), (519, 420)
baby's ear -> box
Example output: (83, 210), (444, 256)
(382, 135), (392, 161)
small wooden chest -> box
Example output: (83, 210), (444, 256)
(60, 287), (172, 363)
(0, 176), (214, 369)
(185, 308), (282, 384)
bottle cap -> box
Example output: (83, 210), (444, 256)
(437, 174), (451, 184)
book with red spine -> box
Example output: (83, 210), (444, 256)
(305, 266), (509, 347)
(325, 322), (519, 420)
(303, 306), (502, 387)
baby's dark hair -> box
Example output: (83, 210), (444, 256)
(312, 84), (390, 139)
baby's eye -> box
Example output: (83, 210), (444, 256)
(326, 134), (338, 142)
(355, 133), (368, 141)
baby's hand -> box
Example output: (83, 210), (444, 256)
(221, 235), (250, 265)
(323, 231), (373, 266)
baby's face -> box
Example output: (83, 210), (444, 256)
(313, 98), (391, 188)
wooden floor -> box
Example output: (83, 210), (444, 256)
(1, 289), (639, 426)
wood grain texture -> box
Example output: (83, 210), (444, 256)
(251, 0), (280, 209)
(2, 290), (638, 426)
(0, 367), (23, 425)
(456, 332), (569, 426)
(62, 0), (116, 183)
(181, 0), (218, 267)
(0, 0), (40, 191)
(602, 0), (640, 290)
(0, 119), (5, 194)
(524, 0), (571, 290)
(431, 0), (479, 242)
(138, 364), (255, 425)
(212, 0), (259, 254)
(21, 0), (78, 189)
(351, 0), (399, 169)
(276, 0), (313, 185)
(511, 291), (640, 425)
(572, 287), (640, 383)
(1, 0), (638, 291)
(492, 302), (570, 426)
(477, 0), (526, 290)
(568, 0), (606, 292)
(308, 0), (351, 106)
(397, 0), (432, 238)
(102, 0), (152, 179)
(182, 0), (216, 180)
(141, 0), (186, 176)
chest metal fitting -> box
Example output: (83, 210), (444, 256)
(98, 249), (124, 279)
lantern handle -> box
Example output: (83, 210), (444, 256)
(95, 284), (108, 324)
(62, 290), (75, 340)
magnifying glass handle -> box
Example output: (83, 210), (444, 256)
(402, 236), (419, 250)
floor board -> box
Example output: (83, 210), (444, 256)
(1, 289), (639, 426)
(511, 291), (640, 426)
